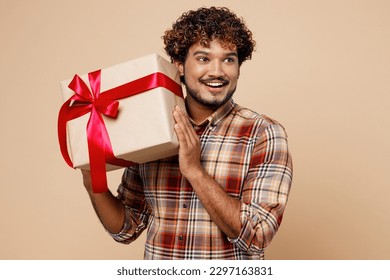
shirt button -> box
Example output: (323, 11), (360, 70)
(178, 235), (183, 242)
(182, 203), (188, 208)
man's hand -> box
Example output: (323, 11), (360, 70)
(173, 106), (204, 181)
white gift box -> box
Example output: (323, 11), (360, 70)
(60, 53), (184, 170)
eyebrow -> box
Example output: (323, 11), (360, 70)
(193, 50), (238, 57)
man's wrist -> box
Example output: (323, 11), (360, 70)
(184, 167), (209, 186)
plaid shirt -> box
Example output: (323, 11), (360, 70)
(110, 99), (293, 259)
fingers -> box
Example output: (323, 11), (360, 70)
(173, 106), (201, 178)
(173, 108), (188, 148)
(173, 106), (198, 148)
(176, 106), (197, 136)
(174, 122), (188, 149)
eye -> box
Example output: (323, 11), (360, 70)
(197, 56), (209, 62)
(224, 57), (236, 63)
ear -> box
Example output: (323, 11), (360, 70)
(173, 61), (184, 76)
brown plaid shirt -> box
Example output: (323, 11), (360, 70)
(110, 99), (293, 259)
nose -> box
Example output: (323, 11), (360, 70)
(208, 60), (224, 77)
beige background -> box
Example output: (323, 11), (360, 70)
(1, 0), (389, 260)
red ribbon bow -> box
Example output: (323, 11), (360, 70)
(58, 70), (183, 193)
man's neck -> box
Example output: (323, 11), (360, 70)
(185, 96), (216, 125)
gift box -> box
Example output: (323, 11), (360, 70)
(58, 53), (184, 192)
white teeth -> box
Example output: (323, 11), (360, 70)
(206, 82), (224, 87)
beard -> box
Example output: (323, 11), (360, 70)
(183, 77), (236, 109)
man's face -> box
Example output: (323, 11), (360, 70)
(175, 39), (240, 109)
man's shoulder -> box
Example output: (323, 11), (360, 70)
(231, 104), (288, 140)
(232, 103), (282, 127)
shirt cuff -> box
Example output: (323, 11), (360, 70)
(107, 205), (134, 243)
(227, 203), (263, 253)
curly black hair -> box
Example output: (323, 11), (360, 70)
(163, 6), (256, 65)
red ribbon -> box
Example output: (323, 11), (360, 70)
(58, 70), (183, 193)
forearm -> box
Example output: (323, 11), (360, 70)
(187, 169), (242, 239)
(87, 191), (125, 234)
(82, 170), (125, 234)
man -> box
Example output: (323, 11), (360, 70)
(82, 6), (292, 260)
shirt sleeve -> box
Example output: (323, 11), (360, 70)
(108, 165), (151, 244)
(229, 122), (293, 254)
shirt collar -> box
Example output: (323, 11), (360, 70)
(186, 98), (235, 129)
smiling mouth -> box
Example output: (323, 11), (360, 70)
(200, 79), (228, 88)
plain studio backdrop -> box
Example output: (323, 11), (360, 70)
(0, 0), (389, 259)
